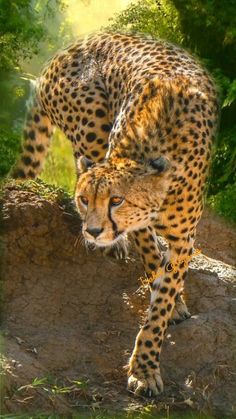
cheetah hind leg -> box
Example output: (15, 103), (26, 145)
(169, 293), (191, 325)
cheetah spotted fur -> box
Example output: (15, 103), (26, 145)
(12, 32), (219, 397)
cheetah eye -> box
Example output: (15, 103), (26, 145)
(79, 196), (88, 206)
(110, 196), (124, 207)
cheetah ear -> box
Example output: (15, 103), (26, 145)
(148, 156), (171, 175)
(77, 156), (94, 174)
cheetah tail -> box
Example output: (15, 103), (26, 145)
(11, 81), (54, 179)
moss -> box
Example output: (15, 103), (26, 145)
(2, 178), (77, 215)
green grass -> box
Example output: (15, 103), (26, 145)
(3, 178), (76, 216)
(0, 373), (215, 419)
(39, 129), (76, 195)
(0, 412), (216, 419)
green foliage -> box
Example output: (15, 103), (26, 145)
(108, 0), (183, 44)
(209, 127), (236, 195)
(0, 71), (29, 132)
(0, 127), (21, 178)
(208, 182), (236, 224)
(171, 0), (236, 78)
(0, 0), (67, 71)
(0, 0), (70, 182)
(0, 0), (43, 70)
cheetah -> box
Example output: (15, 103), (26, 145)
(12, 32), (219, 396)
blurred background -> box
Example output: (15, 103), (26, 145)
(0, 0), (235, 223)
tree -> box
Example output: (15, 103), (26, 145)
(0, 0), (69, 179)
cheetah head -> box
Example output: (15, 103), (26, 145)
(75, 156), (171, 247)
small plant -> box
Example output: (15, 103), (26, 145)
(0, 128), (21, 179)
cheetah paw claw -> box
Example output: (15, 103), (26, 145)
(127, 373), (163, 397)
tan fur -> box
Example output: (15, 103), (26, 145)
(12, 33), (219, 396)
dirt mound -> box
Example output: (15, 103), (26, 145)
(196, 208), (236, 266)
(1, 182), (236, 417)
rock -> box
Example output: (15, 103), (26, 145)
(1, 181), (236, 417)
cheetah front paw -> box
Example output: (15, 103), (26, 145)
(101, 234), (129, 260)
(127, 355), (163, 397)
(128, 372), (163, 397)
(102, 245), (128, 260)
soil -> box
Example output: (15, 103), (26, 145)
(0, 182), (236, 418)
(196, 208), (236, 267)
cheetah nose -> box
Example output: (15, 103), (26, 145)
(86, 227), (104, 238)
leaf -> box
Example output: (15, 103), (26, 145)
(223, 79), (236, 107)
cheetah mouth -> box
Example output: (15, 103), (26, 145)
(88, 234), (129, 259)
(84, 231), (126, 249)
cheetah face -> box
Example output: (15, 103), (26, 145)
(75, 156), (171, 247)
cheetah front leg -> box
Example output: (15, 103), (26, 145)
(169, 232), (196, 324)
(133, 227), (190, 325)
(128, 236), (193, 396)
(170, 293), (191, 325)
